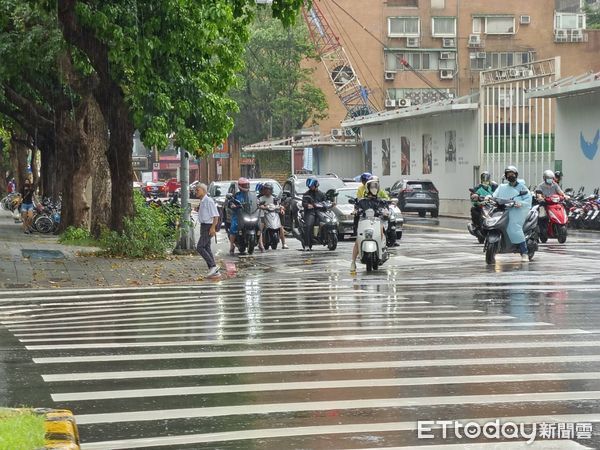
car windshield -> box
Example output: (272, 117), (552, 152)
(295, 178), (345, 195)
(336, 189), (357, 205)
(210, 182), (230, 197)
(250, 181), (282, 197)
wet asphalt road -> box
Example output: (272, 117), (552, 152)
(2, 216), (600, 449)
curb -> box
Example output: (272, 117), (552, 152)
(36, 408), (80, 450)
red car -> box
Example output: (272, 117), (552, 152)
(165, 178), (181, 196)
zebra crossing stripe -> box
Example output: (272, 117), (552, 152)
(51, 371), (600, 402)
(32, 340), (600, 364)
(14, 315), (515, 338)
(19, 322), (552, 343)
(78, 414), (600, 449)
(41, 354), (600, 382)
(25, 328), (590, 350)
(74, 391), (600, 424)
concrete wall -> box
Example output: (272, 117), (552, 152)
(361, 108), (479, 216)
(313, 145), (364, 178)
(554, 90), (600, 192)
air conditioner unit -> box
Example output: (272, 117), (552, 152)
(440, 69), (454, 80)
(343, 128), (355, 137)
(468, 34), (482, 47)
(406, 37), (420, 48)
(439, 52), (455, 60)
(384, 71), (396, 81)
(331, 128), (343, 137)
(508, 68), (519, 78)
(570, 29), (584, 42)
(477, 52), (487, 59)
(554, 29), (568, 42)
(397, 98), (412, 108)
(520, 15), (531, 25)
(385, 99), (397, 108)
(442, 38), (456, 48)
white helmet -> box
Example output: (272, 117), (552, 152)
(543, 169), (555, 181)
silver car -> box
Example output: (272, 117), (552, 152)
(333, 187), (404, 240)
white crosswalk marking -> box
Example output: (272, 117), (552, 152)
(1, 276), (600, 449)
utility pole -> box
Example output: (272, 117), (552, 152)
(175, 149), (195, 253)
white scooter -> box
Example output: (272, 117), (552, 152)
(261, 202), (283, 250)
(352, 198), (389, 271)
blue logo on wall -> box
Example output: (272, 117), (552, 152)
(580, 130), (600, 161)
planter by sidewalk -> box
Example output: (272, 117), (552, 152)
(0, 408), (80, 450)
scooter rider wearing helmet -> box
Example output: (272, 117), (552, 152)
(354, 173), (389, 235)
(554, 170), (563, 187)
(302, 177), (326, 251)
(257, 182), (288, 250)
(228, 177), (251, 255)
(493, 166), (532, 263)
(470, 171), (497, 228)
(351, 178), (386, 272)
(535, 169), (567, 237)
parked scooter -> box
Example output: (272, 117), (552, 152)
(536, 192), (568, 243)
(227, 194), (260, 255)
(482, 192), (539, 264)
(295, 195), (338, 250)
(351, 197), (389, 272)
(467, 188), (493, 244)
(260, 201), (284, 250)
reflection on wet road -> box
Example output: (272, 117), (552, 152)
(1, 224), (600, 448)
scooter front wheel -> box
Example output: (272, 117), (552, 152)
(485, 242), (497, 264)
(327, 232), (338, 251)
(557, 225), (567, 244)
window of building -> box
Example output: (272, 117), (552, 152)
(431, 0), (445, 8)
(387, 0), (418, 6)
(385, 51), (440, 71)
(473, 16), (516, 34)
(485, 16), (515, 34)
(470, 51), (534, 71)
(388, 17), (420, 37)
(432, 17), (456, 36)
(554, 12), (586, 29)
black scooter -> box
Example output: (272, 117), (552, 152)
(227, 195), (259, 255)
(295, 195), (338, 251)
(482, 190), (539, 264)
(467, 188), (493, 244)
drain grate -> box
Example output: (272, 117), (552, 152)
(21, 249), (65, 260)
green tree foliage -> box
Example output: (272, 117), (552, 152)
(233, 10), (328, 145)
(585, 6), (600, 29)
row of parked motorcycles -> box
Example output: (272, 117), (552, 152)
(0, 192), (61, 233)
(226, 191), (396, 272)
(564, 187), (600, 230)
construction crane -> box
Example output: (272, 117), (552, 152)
(302, 2), (377, 119)
(302, 0), (449, 120)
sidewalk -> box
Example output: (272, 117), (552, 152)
(0, 212), (238, 289)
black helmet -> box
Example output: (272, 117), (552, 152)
(480, 171), (491, 183)
(554, 170), (563, 180)
(263, 182), (273, 192)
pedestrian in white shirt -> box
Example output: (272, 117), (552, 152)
(195, 183), (220, 277)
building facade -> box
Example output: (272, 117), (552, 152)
(311, 0), (600, 135)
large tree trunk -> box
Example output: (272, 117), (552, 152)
(57, 0), (133, 232)
(10, 133), (29, 188)
(87, 99), (111, 238)
(39, 141), (60, 200)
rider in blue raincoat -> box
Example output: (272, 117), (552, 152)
(493, 166), (532, 262)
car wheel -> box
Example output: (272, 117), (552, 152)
(418, 211), (426, 218)
(431, 210), (439, 218)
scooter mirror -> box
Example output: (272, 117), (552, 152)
(519, 190), (530, 196)
(468, 188), (476, 194)
(348, 198), (356, 205)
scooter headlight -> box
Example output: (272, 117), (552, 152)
(364, 229), (374, 239)
(244, 217), (258, 223)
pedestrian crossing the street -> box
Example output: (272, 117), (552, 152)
(1, 277), (600, 449)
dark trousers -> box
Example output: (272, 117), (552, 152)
(471, 206), (483, 227)
(304, 211), (317, 249)
(197, 223), (216, 268)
